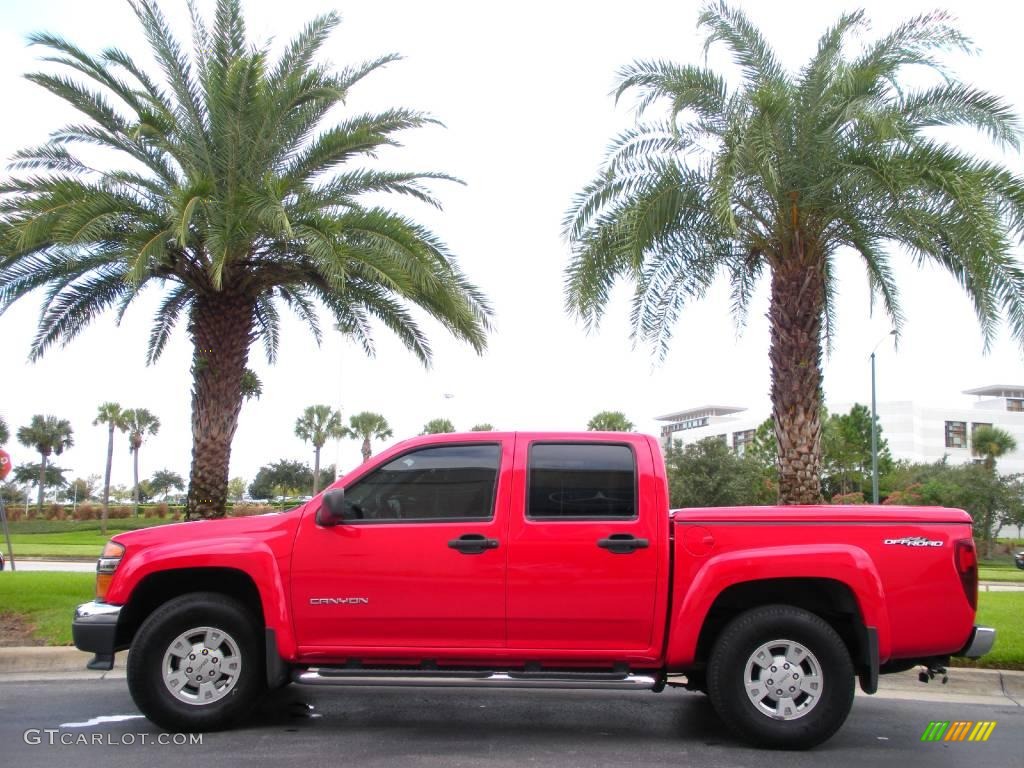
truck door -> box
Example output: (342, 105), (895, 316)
(506, 437), (664, 653)
(290, 439), (511, 651)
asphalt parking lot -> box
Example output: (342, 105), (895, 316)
(1, 678), (1020, 768)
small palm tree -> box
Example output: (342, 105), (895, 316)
(565, 2), (1024, 504)
(122, 408), (160, 516)
(422, 418), (455, 435)
(16, 415), (73, 513)
(587, 411), (635, 432)
(343, 412), (393, 463)
(971, 425), (1018, 472)
(0, 0), (492, 519)
(470, 423), (495, 432)
(0, 415), (9, 446)
(93, 402), (126, 534)
(149, 469), (185, 501)
(295, 405), (344, 494)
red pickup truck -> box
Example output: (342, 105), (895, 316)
(72, 432), (993, 749)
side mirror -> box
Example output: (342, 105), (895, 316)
(316, 487), (348, 526)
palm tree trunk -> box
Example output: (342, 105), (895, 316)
(186, 294), (256, 520)
(769, 257), (825, 505)
(361, 436), (371, 462)
(37, 452), (47, 515)
(132, 447), (140, 517)
(313, 446), (321, 495)
(101, 424), (113, 535)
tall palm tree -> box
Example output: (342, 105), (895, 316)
(0, 0), (492, 520)
(565, 3), (1024, 504)
(343, 411), (393, 462)
(0, 415), (9, 446)
(587, 411), (635, 431)
(93, 402), (126, 534)
(16, 415), (73, 513)
(295, 405), (344, 494)
(122, 408), (160, 516)
(971, 425), (1018, 472)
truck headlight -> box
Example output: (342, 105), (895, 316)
(95, 540), (125, 601)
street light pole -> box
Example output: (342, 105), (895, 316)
(870, 350), (879, 504)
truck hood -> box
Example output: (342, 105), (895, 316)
(110, 508), (303, 552)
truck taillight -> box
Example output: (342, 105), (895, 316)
(954, 538), (978, 610)
(96, 540), (125, 601)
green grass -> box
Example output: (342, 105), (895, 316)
(5, 518), (169, 535)
(0, 572), (94, 645)
(950, 591), (1024, 670)
(978, 564), (1024, 583)
(6, 531), (125, 558)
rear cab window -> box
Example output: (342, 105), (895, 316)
(527, 443), (637, 520)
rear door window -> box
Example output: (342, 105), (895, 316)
(527, 443), (636, 519)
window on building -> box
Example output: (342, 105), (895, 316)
(733, 429), (755, 454)
(971, 422), (992, 439)
(528, 443), (636, 519)
(945, 421), (967, 449)
(714, 434), (728, 446)
(1008, 399), (1023, 412)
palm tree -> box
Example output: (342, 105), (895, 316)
(16, 415), (73, 513)
(587, 411), (635, 431)
(421, 418), (455, 435)
(971, 425), (1018, 472)
(343, 411), (393, 463)
(93, 402), (126, 534)
(295, 405), (344, 494)
(565, 3), (1024, 504)
(122, 408), (160, 516)
(0, 0), (492, 520)
(0, 415), (9, 446)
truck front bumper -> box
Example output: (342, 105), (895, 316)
(955, 625), (996, 659)
(72, 601), (121, 670)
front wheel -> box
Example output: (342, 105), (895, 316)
(127, 592), (264, 732)
(707, 605), (855, 749)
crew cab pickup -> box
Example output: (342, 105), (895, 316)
(72, 432), (994, 749)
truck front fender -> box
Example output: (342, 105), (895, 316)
(665, 544), (889, 668)
(106, 538), (296, 658)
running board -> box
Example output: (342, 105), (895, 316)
(293, 667), (660, 690)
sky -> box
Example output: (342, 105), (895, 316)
(0, 0), (1022, 494)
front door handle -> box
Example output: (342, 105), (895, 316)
(597, 533), (649, 554)
(448, 534), (499, 554)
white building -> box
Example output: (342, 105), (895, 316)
(656, 385), (1024, 475)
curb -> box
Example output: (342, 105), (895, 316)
(0, 646), (108, 673)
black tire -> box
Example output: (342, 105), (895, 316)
(707, 604), (854, 750)
(127, 592), (265, 732)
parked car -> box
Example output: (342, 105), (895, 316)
(1015, 550), (1024, 570)
(72, 432), (993, 749)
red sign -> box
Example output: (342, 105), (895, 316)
(0, 450), (10, 481)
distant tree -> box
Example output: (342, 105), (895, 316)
(109, 484), (131, 504)
(149, 469), (185, 501)
(1, 482), (25, 505)
(470, 423), (495, 432)
(93, 402), (127, 535)
(664, 437), (775, 508)
(122, 409), (161, 517)
(587, 411), (635, 432)
(227, 477), (247, 502)
(295, 405), (345, 494)
(343, 412), (393, 463)
(821, 404), (892, 498)
(971, 425), (1018, 473)
(17, 415), (73, 514)
(61, 475), (99, 503)
(745, 417), (778, 473)
(422, 418), (456, 435)
(13, 462), (69, 497)
(249, 460), (315, 500)
(1000, 476), (1024, 540)
(0, 415), (9, 446)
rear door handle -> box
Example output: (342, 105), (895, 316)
(597, 533), (649, 554)
(448, 534), (499, 554)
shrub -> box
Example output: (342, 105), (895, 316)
(74, 503), (98, 521)
(831, 492), (865, 505)
(229, 504), (275, 517)
(108, 506), (132, 519)
(44, 504), (66, 521)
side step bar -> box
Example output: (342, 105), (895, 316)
(293, 667), (660, 690)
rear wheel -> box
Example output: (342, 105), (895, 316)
(707, 604), (854, 749)
(127, 592), (264, 731)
